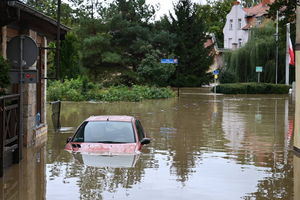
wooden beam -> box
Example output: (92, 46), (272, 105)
(1, 26), (7, 58)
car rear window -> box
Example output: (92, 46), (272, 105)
(72, 121), (135, 143)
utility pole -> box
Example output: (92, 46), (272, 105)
(275, 11), (279, 84)
(56, 0), (61, 80)
(286, 23), (290, 85)
(294, 2), (300, 154)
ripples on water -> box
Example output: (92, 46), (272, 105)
(0, 89), (297, 200)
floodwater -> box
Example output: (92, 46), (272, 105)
(1, 88), (300, 200)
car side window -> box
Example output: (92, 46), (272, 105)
(135, 120), (145, 141)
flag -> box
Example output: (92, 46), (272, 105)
(289, 37), (295, 65)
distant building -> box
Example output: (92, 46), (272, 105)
(223, 0), (274, 50)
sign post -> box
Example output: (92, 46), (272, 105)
(213, 70), (219, 94)
(256, 66), (263, 83)
(161, 58), (179, 96)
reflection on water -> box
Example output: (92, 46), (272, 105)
(73, 153), (140, 168)
(1, 88), (299, 199)
(0, 145), (46, 200)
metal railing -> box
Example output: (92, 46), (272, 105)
(0, 94), (21, 177)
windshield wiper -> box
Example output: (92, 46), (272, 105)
(97, 141), (127, 144)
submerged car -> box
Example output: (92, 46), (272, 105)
(65, 115), (150, 154)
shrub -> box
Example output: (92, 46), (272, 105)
(214, 82), (290, 94)
(219, 70), (238, 84)
(47, 78), (175, 102)
(0, 56), (10, 95)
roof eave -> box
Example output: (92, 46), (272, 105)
(7, 1), (70, 32)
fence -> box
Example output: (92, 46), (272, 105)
(0, 94), (21, 177)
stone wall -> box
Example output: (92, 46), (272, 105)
(2, 26), (48, 147)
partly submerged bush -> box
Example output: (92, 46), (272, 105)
(214, 82), (290, 94)
(47, 78), (175, 102)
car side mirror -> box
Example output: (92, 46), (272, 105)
(66, 137), (72, 143)
(141, 138), (150, 145)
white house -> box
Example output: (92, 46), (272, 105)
(223, 0), (273, 50)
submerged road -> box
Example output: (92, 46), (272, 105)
(1, 88), (298, 200)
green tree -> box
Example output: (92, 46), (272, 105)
(240, 0), (260, 7)
(196, 0), (234, 48)
(60, 32), (82, 79)
(0, 56), (10, 95)
(223, 22), (286, 83)
(169, 0), (213, 86)
(25, 0), (75, 26)
(137, 50), (176, 86)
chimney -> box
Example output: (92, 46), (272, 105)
(232, 1), (240, 6)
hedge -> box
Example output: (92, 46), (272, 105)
(214, 82), (291, 94)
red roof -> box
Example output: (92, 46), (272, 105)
(243, 0), (274, 17)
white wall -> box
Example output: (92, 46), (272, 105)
(223, 4), (249, 49)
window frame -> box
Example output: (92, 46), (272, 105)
(238, 18), (242, 29)
(229, 19), (233, 30)
(135, 120), (145, 142)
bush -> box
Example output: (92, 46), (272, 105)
(214, 82), (291, 94)
(103, 71), (140, 87)
(47, 78), (175, 102)
(219, 70), (238, 84)
(0, 56), (10, 95)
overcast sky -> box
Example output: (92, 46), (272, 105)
(146, 0), (207, 20)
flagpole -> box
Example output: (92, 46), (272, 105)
(286, 23), (290, 85)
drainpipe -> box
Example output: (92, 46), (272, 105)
(294, 3), (300, 154)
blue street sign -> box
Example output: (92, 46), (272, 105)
(161, 59), (178, 64)
(256, 66), (263, 72)
(213, 70), (219, 75)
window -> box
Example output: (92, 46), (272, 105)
(228, 38), (232, 48)
(238, 19), (242, 29)
(135, 120), (145, 141)
(229, 19), (233, 30)
(73, 121), (135, 143)
(238, 38), (242, 47)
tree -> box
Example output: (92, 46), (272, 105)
(0, 56), (10, 95)
(240, 0), (260, 7)
(25, 0), (75, 26)
(137, 50), (176, 86)
(169, 0), (213, 86)
(196, 0), (235, 48)
(60, 32), (82, 79)
(223, 22), (285, 83)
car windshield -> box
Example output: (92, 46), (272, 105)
(72, 121), (135, 143)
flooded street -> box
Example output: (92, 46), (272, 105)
(1, 88), (299, 200)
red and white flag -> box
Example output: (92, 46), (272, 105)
(289, 37), (295, 65)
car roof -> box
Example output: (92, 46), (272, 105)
(85, 115), (135, 122)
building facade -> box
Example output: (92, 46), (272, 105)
(0, 0), (69, 176)
(223, 0), (273, 50)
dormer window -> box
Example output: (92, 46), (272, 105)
(229, 19), (233, 30)
(238, 19), (242, 29)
